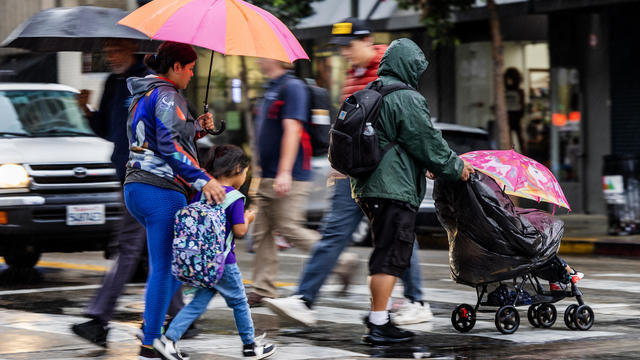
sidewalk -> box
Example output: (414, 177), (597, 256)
(558, 214), (640, 257)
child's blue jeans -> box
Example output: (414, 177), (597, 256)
(164, 263), (255, 345)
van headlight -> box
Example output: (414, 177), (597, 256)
(0, 164), (30, 188)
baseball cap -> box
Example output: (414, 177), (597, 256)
(329, 17), (372, 46)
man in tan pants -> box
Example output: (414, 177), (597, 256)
(248, 59), (321, 306)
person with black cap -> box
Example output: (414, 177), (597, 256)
(263, 17), (432, 331)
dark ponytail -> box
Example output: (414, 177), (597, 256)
(204, 145), (250, 179)
(144, 41), (197, 74)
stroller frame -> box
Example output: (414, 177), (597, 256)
(451, 267), (595, 334)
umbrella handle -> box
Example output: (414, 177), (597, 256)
(203, 103), (226, 135)
(203, 50), (225, 135)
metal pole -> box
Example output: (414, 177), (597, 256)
(365, 0), (383, 21)
(203, 50), (214, 114)
(202, 50), (225, 135)
(351, 0), (359, 18)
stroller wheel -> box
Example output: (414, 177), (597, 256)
(527, 304), (541, 328)
(573, 305), (594, 331)
(536, 303), (557, 328)
(564, 304), (578, 330)
(451, 304), (476, 332)
(495, 305), (520, 334)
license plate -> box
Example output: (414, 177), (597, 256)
(66, 204), (105, 226)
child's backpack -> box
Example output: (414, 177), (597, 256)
(172, 190), (245, 288)
(328, 80), (415, 178)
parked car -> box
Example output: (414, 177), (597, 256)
(306, 122), (491, 244)
(0, 83), (122, 268)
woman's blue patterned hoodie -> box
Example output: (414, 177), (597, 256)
(125, 75), (211, 192)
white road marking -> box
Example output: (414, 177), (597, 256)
(0, 283), (144, 296)
(591, 273), (640, 278)
(278, 252), (449, 267)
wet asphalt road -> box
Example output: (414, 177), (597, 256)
(1, 244), (639, 359)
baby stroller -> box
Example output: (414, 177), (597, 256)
(433, 172), (594, 334)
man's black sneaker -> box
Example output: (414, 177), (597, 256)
(71, 318), (109, 348)
(139, 345), (162, 360)
(242, 333), (277, 359)
(153, 335), (190, 360)
(362, 321), (414, 345)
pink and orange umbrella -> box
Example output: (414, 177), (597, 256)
(460, 149), (571, 211)
(118, 0), (309, 130)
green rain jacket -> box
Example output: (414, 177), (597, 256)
(351, 38), (463, 208)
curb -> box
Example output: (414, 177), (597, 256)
(418, 235), (640, 257)
(560, 237), (640, 257)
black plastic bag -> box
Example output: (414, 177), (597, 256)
(434, 172), (563, 286)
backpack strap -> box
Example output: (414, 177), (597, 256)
(221, 190), (245, 258)
(367, 80), (416, 157)
(367, 80), (415, 97)
(198, 189), (245, 209)
(220, 189), (245, 210)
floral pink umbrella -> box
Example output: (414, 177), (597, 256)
(460, 149), (571, 211)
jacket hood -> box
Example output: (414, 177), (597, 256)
(127, 75), (173, 97)
(377, 38), (428, 88)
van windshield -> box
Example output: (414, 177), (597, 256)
(0, 90), (94, 137)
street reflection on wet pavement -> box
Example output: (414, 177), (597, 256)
(1, 247), (640, 359)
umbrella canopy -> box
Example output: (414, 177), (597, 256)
(1, 6), (159, 53)
(460, 149), (571, 211)
(117, 0), (308, 63)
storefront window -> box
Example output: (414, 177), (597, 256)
(550, 67), (582, 182)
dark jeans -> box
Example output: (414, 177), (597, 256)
(87, 199), (184, 323)
(297, 178), (423, 305)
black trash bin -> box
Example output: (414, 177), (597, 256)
(602, 154), (640, 235)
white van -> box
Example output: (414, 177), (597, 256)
(0, 83), (122, 268)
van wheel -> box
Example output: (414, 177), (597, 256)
(3, 243), (41, 268)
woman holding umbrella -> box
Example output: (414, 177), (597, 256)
(123, 41), (226, 358)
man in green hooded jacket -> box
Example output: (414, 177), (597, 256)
(353, 38), (474, 344)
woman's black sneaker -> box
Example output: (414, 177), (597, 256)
(362, 320), (414, 345)
(71, 318), (109, 348)
(138, 345), (162, 360)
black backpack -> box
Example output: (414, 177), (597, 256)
(328, 80), (414, 178)
(277, 77), (332, 157)
(304, 79), (332, 156)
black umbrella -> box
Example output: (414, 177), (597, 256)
(1, 6), (159, 53)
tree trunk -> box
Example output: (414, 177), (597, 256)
(487, 0), (510, 150)
(240, 57), (259, 173)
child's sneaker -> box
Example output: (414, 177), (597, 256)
(243, 333), (276, 359)
(570, 271), (584, 284)
(153, 335), (190, 360)
(550, 271), (584, 291)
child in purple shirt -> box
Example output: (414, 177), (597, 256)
(155, 145), (276, 360)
